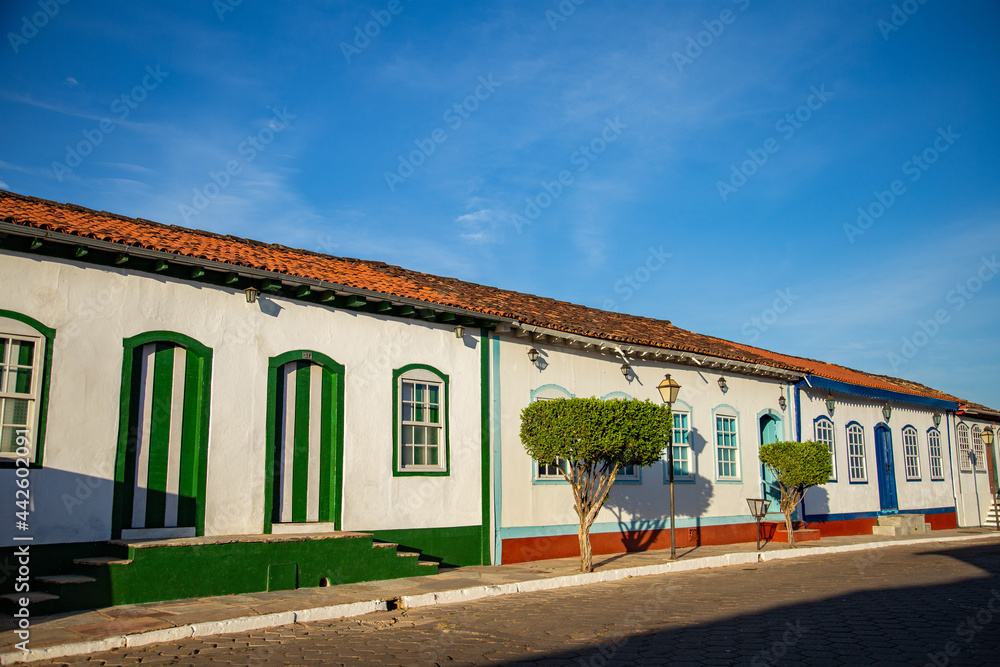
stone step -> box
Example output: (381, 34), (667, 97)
(396, 551), (420, 558)
(372, 542), (399, 549)
(0, 591), (59, 605)
(418, 561), (438, 569)
(35, 574), (96, 585)
(877, 514), (926, 528)
(74, 556), (133, 566)
(872, 523), (931, 536)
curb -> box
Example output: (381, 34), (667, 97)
(3, 533), (998, 665)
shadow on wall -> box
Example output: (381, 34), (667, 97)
(803, 484), (831, 517)
(605, 472), (715, 554)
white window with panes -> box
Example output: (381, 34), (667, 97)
(667, 410), (693, 480)
(972, 426), (987, 472)
(902, 426), (920, 480)
(815, 417), (836, 481)
(928, 429), (944, 480)
(398, 370), (445, 471)
(847, 424), (867, 482)
(957, 423), (972, 472)
(1, 330), (43, 459)
(532, 391), (571, 480)
(715, 413), (739, 480)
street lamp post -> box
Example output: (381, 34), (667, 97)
(657, 374), (681, 560)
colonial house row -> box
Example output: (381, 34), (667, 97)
(0, 189), (997, 607)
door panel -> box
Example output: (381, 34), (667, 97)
(874, 425), (898, 512)
(272, 360), (339, 524)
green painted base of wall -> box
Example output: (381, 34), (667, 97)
(7, 535), (436, 613)
(370, 525), (483, 567)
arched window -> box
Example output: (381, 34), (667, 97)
(814, 417), (835, 481)
(846, 423), (867, 482)
(394, 365), (449, 475)
(0, 311), (54, 464)
(713, 406), (740, 481)
(531, 385), (572, 481)
(902, 426), (920, 480)
(957, 423), (972, 472)
(927, 429), (944, 480)
(667, 401), (693, 482)
(972, 425), (987, 472)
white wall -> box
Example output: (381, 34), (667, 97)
(496, 336), (792, 532)
(0, 251), (483, 546)
(796, 389), (956, 519)
(949, 415), (999, 527)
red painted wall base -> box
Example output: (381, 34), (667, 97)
(500, 512), (959, 564)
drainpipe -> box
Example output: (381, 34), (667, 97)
(946, 411), (961, 527)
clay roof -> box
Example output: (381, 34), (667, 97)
(0, 189), (992, 410)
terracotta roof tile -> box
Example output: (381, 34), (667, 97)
(1, 189), (993, 410)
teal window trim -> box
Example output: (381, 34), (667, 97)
(393, 363), (450, 477)
(531, 384), (574, 484)
(845, 420), (868, 484)
(614, 463), (642, 485)
(263, 350), (346, 534)
(0, 310), (55, 467)
(712, 404), (741, 483)
(927, 427), (945, 481)
(600, 391), (633, 400)
(662, 399), (694, 483)
(901, 424), (921, 481)
(813, 415), (837, 482)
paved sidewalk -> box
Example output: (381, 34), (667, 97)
(3, 528), (999, 665)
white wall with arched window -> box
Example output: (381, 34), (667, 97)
(814, 416), (836, 482)
(902, 426), (920, 481)
(957, 423), (972, 472)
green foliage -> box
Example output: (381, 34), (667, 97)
(759, 440), (832, 547)
(759, 440), (832, 489)
(520, 397), (671, 473)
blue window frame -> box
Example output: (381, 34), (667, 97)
(713, 407), (740, 481)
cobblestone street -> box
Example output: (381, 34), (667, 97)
(35, 539), (1000, 666)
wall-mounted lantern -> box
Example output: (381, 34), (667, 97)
(826, 393), (836, 415)
(527, 348), (540, 363)
(454, 325), (465, 339)
(882, 404), (892, 422)
(718, 376), (728, 392)
(244, 286), (260, 304)
(933, 412), (942, 427)
(778, 394), (787, 411)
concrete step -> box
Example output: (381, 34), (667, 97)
(877, 514), (926, 528)
(872, 523), (931, 536)
(74, 556), (133, 566)
(35, 574), (96, 585)
(0, 591), (59, 605)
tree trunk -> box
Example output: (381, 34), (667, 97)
(579, 522), (593, 572)
(783, 507), (796, 548)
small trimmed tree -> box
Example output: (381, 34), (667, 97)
(520, 397), (670, 572)
(759, 440), (832, 547)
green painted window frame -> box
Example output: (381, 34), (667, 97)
(110, 331), (213, 539)
(0, 310), (55, 467)
(263, 349), (346, 534)
(393, 363), (450, 477)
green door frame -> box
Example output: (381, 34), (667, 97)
(111, 331), (213, 540)
(263, 350), (345, 534)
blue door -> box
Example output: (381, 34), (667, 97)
(874, 425), (898, 513)
(759, 415), (785, 520)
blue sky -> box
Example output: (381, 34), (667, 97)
(2, 0), (998, 408)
